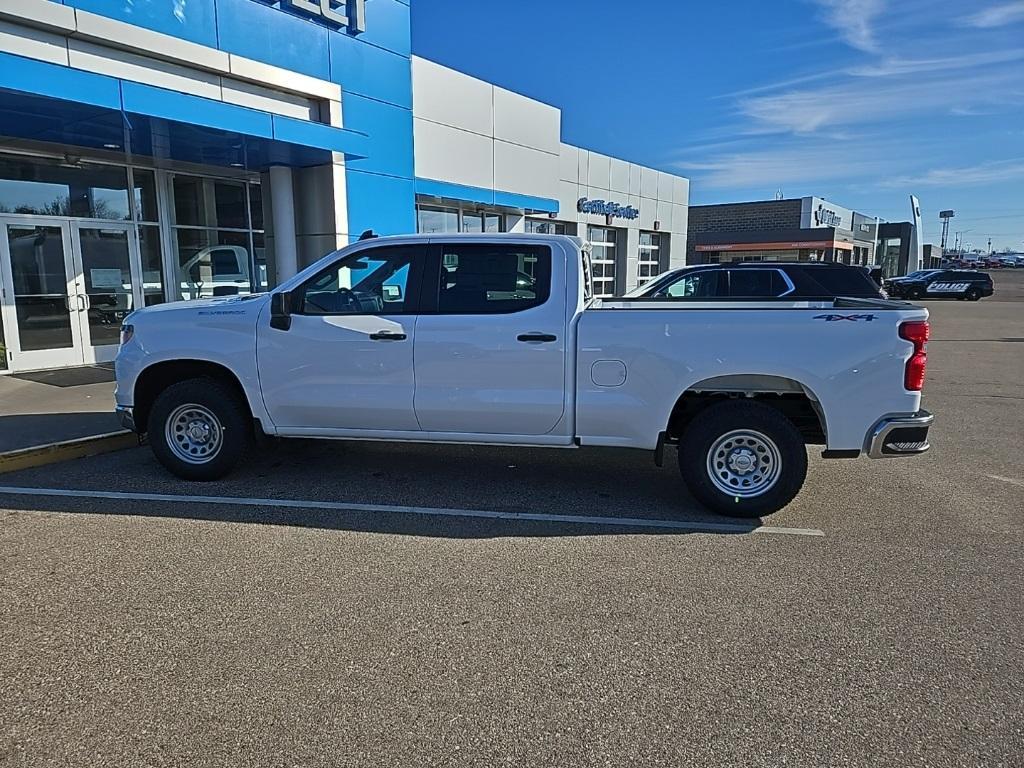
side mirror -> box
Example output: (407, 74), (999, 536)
(270, 291), (292, 331)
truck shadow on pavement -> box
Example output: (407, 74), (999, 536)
(0, 440), (778, 538)
(0, 412), (123, 453)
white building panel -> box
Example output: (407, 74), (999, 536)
(628, 164), (642, 196)
(673, 176), (689, 205)
(657, 200), (674, 231)
(413, 117), (494, 189)
(411, 56), (492, 136)
(493, 87), (560, 153)
(587, 152), (611, 191)
(671, 204), (689, 235)
(0, 19), (69, 65)
(610, 158), (630, 194)
(494, 140), (558, 199)
(67, 38), (222, 100)
(559, 143), (579, 183)
(640, 167), (659, 200)
(657, 171), (676, 201)
(558, 180), (581, 217)
(577, 150), (589, 190)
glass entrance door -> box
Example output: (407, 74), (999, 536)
(0, 217), (142, 371)
(0, 219), (82, 370)
(71, 222), (140, 363)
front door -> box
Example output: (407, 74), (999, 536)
(256, 244), (426, 433)
(0, 217), (142, 371)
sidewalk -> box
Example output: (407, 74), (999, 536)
(0, 368), (122, 453)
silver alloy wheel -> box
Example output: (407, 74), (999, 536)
(165, 403), (224, 465)
(706, 428), (782, 498)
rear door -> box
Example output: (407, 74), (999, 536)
(257, 244), (425, 432)
(413, 241), (567, 435)
(925, 271), (969, 296)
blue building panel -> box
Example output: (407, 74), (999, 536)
(0, 51), (122, 110)
(61, 0), (220, 48)
(271, 114), (369, 156)
(355, 0), (411, 58)
(346, 170), (416, 237)
(330, 34), (412, 108)
(121, 82), (274, 137)
(216, 0), (332, 80)
(342, 94), (413, 178)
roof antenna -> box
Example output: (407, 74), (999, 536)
(358, 229), (378, 241)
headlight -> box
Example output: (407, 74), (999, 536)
(120, 323), (134, 345)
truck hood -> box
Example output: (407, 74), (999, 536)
(128, 293), (270, 321)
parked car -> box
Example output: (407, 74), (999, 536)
(115, 234), (933, 518)
(885, 269), (994, 301)
(623, 262), (886, 300)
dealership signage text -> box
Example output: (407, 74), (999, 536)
(276, 0), (365, 33)
(577, 198), (640, 220)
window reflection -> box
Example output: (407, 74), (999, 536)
(0, 156), (131, 220)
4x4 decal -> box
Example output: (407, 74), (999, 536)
(813, 313), (878, 322)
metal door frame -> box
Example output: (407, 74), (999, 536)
(0, 215), (82, 372)
(69, 219), (143, 365)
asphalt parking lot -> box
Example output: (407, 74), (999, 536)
(2, 271), (1022, 767)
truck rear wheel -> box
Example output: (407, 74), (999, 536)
(147, 377), (251, 481)
(678, 401), (807, 518)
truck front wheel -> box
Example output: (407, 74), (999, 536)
(678, 401), (807, 518)
(147, 377), (251, 481)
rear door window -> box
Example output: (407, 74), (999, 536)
(727, 269), (789, 298)
(435, 244), (551, 314)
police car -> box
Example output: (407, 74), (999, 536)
(884, 269), (994, 301)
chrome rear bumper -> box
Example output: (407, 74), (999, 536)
(868, 409), (934, 458)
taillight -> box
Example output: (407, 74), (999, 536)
(899, 320), (929, 391)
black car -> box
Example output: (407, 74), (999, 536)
(623, 262), (885, 300)
(884, 269), (993, 301)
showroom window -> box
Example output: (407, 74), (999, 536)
(169, 174), (264, 300)
(416, 200), (509, 234)
(587, 225), (617, 297)
(525, 219), (573, 235)
(637, 231), (661, 285)
(417, 205), (459, 234)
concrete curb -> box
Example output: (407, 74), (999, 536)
(0, 431), (139, 474)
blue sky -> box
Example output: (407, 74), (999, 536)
(411, 0), (1024, 252)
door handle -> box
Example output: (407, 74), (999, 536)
(517, 333), (557, 343)
(77, 294), (87, 312)
(369, 331), (407, 341)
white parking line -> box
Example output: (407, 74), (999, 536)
(0, 486), (825, 537)
(985, 474), (1024, 488)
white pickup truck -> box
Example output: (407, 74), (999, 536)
(115, 234), (933, 517)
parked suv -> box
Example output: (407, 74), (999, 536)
(885, 270), (993, 301)
(624, 262), (885, 300)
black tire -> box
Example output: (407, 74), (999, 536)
(907, 287), (923, 300)
(678, 401), (808, 518)
(147, 377), (251, 481)
(965, 287), (981, 301)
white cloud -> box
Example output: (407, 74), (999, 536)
(884, 159), (1024, 187)
(674, 141), (893, 190)
(811, 0), (886, 52)
(962, 1), (1024, 28)
(738, 68), (1023, 134)
(849, 49), (1024, 77)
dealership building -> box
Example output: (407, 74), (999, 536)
(0, 0), (689, 373)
